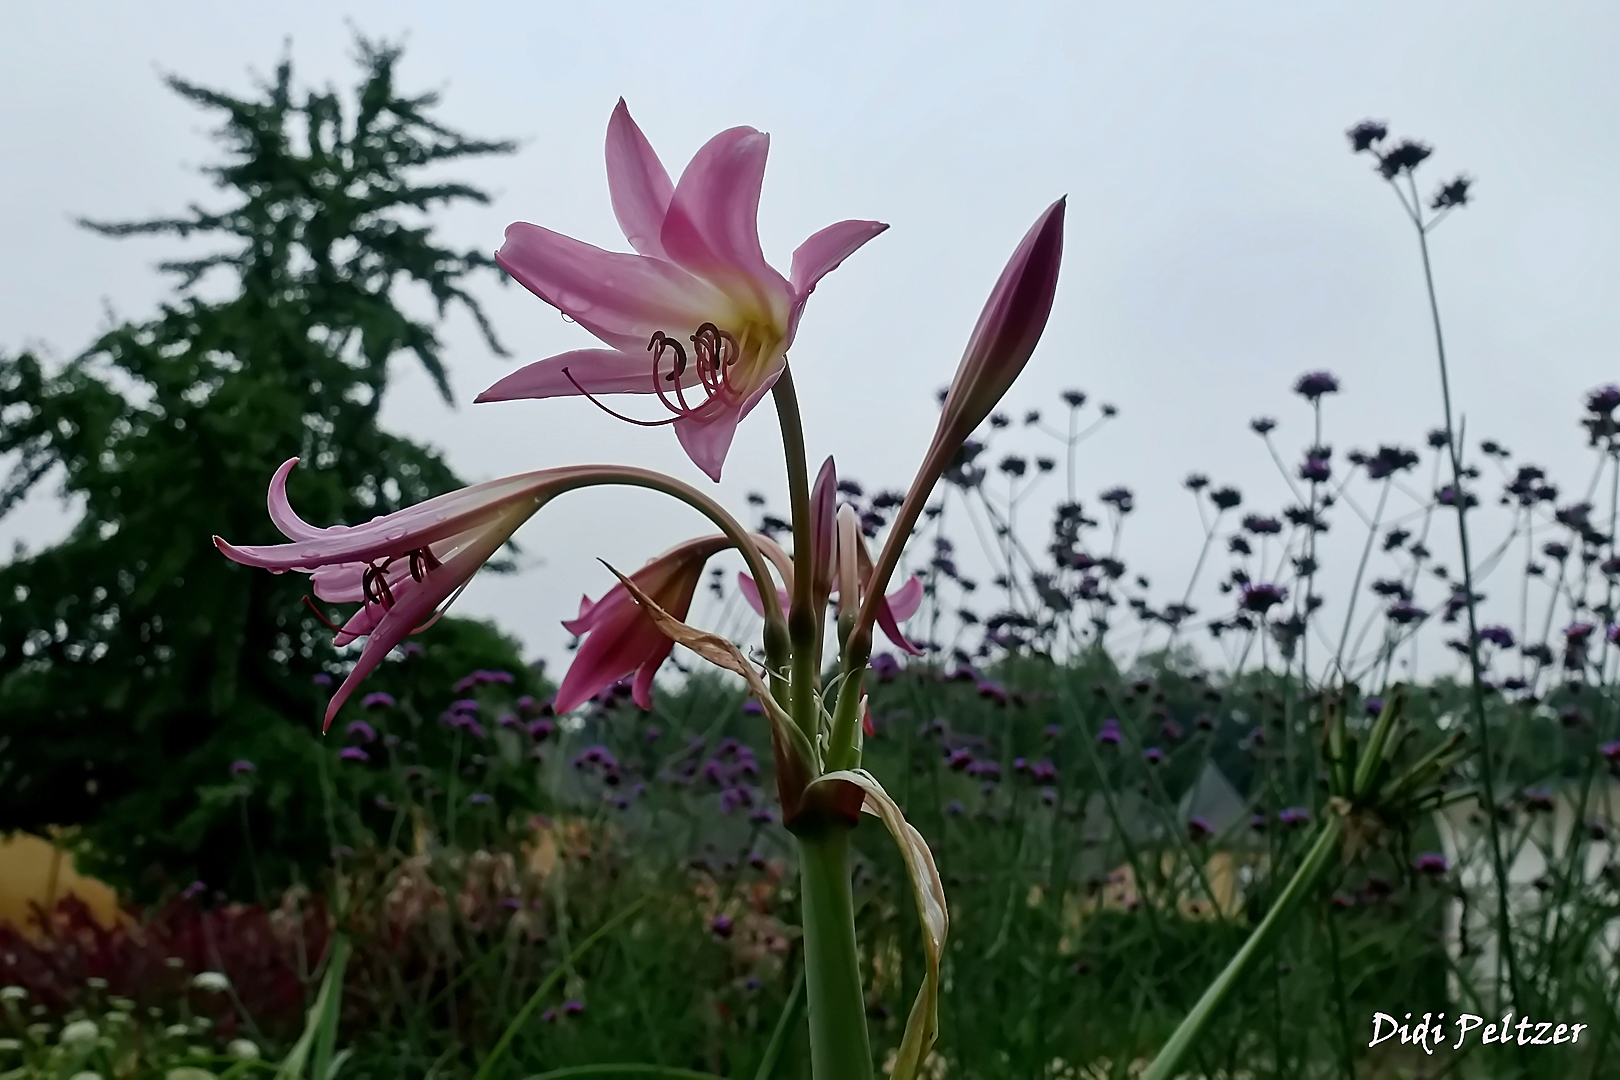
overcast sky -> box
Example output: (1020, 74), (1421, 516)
(4, 1), (1618, 684)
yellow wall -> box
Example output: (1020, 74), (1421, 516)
(0, 832), (121, 934)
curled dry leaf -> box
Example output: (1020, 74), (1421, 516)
(809, 768), (947, 1080)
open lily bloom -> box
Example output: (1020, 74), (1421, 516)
(554, 534), (731, 713)
(215, 458), (583, 728)
(736, 457), (924, 655)
(476, 101), (887, 481)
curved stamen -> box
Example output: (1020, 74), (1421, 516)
(362, 559), (396, 608)
(562, 366), (681, 427)
(640, 324), (749, 422)
(407, 546), (442, 583)
(648, 332), (688, 379)
(302, 595), (347, 633)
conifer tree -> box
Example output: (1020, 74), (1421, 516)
(0, 37), (537, 893)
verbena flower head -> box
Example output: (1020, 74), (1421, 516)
(1293, 371), (1340, 400)
(555, 534), (732, 713)
(1414, 852), (1449, 876)
(476, 101), (887, 481)
(1240, 582), (1288, 614)
(1586, 384), (1620, 416)
(216, 458), (589, 728)
(1346, 120), (1388, 153)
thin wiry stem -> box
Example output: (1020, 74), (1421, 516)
(1399, 166), (1525, 1018)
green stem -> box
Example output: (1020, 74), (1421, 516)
(772, 365), (822, 741)
(1403, 169), (1524, 1018)
(1141, 816), (1343, 1080)
(754, 968), (807, 1080)
(796, 825), (873, 1080)
(522, 1068), (724, 1079)
(474, 896), (650, 1080)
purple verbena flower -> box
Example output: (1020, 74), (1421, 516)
(1299, 456), (1332, 484)
(345, 719), (377, 743)
(1586, 384), (1620, 415)
(1414, 852), (1449, 876)
(339, 746), (369, 763)
(229, 760), (256, 776)
(1241, 583), (1288, 614)
(362, 691), (395, 709)
(1278, 806), (1310, 827)
(869, 653), (903, 681)
(1293, 371), (1340, 400)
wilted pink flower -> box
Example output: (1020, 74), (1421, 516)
(476, 101), (887, 481)
(554, 535), (731, 713)
(216, 457), (593, 728)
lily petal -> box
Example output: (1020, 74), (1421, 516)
(323, 523), (512, 727)
(554, 536), (730, 712)
(886, 574), (925, 621)
(475, 348), (701, 404)
(737, 572), (790, 618)
(217, 464), (576, 572)
(876, 588), (925, 656)
(809, 456), (838, 593)
(495, 222), (730, 354)
(673, 401), (745, 482)
(266, 457), (327, 541)
(660, 127), (791, 316)
(605, 99), (674, 260)
(790, 219), (888, 299)
(556, 612), (674, 713)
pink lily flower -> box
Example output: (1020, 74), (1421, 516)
(215, 458), (588, 728)
(475, 100), (887, 481)
(554, 535), (732, 713)
(735, 456), (924, 654)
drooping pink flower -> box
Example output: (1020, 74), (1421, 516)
(215, 458), (591, 728)
(554, 534), (732, 713)
(476, 101), (887, 481)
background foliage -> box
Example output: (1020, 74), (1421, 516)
(0, 38), (539, 898)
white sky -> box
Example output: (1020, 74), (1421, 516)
(4, 1), (1618, 683)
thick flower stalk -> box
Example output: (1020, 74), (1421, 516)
(475, 101), (887, 481)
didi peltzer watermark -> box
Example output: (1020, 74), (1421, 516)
(1370, 1011), (1589, 1053)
